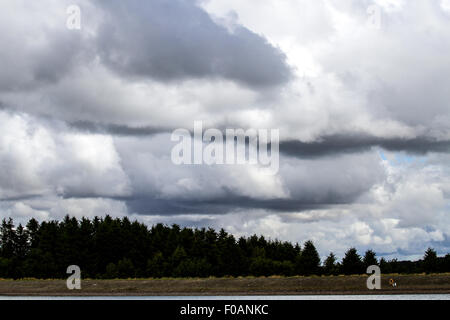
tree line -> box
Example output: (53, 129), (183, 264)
(0, 216), (449, 279)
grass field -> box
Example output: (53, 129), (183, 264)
(1, 274), (450, 296)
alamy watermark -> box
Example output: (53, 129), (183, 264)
(366, 265), (381, 290)
(366, 4), (381, 30)
(66, 265), (81, 290)
(171, 121), (280, 175)
(66, 5), (81, 30)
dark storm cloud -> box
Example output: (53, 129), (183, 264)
(68, 120), (169, 136)
(58, 186), (343, 215)
(280, 135), (450, 158)
(124, 197), (327, 215)
(0, 194), (42, 202)
(60, 179), (355, 215)
(95, 0), (292, 88)
(122, 190), (354, 216)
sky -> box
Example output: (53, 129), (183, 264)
(1, 0), (450, 261)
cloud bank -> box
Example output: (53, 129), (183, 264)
(1, 0), (449, 259)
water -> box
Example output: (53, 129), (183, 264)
(1, 294), (449, 300)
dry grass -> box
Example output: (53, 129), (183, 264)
(0, 274), (449, 296)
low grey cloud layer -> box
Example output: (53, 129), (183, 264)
(0, 0), (449, 260)
(68, 120), (169, 136)
(280, 135), (450, 158)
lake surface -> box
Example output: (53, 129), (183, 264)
(1, 294), (449, 300)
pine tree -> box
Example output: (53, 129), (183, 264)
(171, 245), (187, 273)
(423, 247), (438, 273)
(0, 215), (446, 279)
(26, 218), (40, 249)
(342, 248), (364, 275)
(117, 258), (135, 278)
(0, 218), (16, 259)
(323, 252), (338, 275)
(146, 252), (166, 278)
(296, 240), (321, 275)
(363, 249), (378, 269)
(15, 224), (29, 259)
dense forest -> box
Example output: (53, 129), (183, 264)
(0, 216), (449, 279)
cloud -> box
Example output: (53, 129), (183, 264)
(280, 135), (450, 158)
(107, 134), (385, 215)
(68, 120), (168, 136)
(0, 111), (131, 201)
(96, 0), (292, 88)
(0, 0), (90, 91)
(0, 0), (449, 260)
